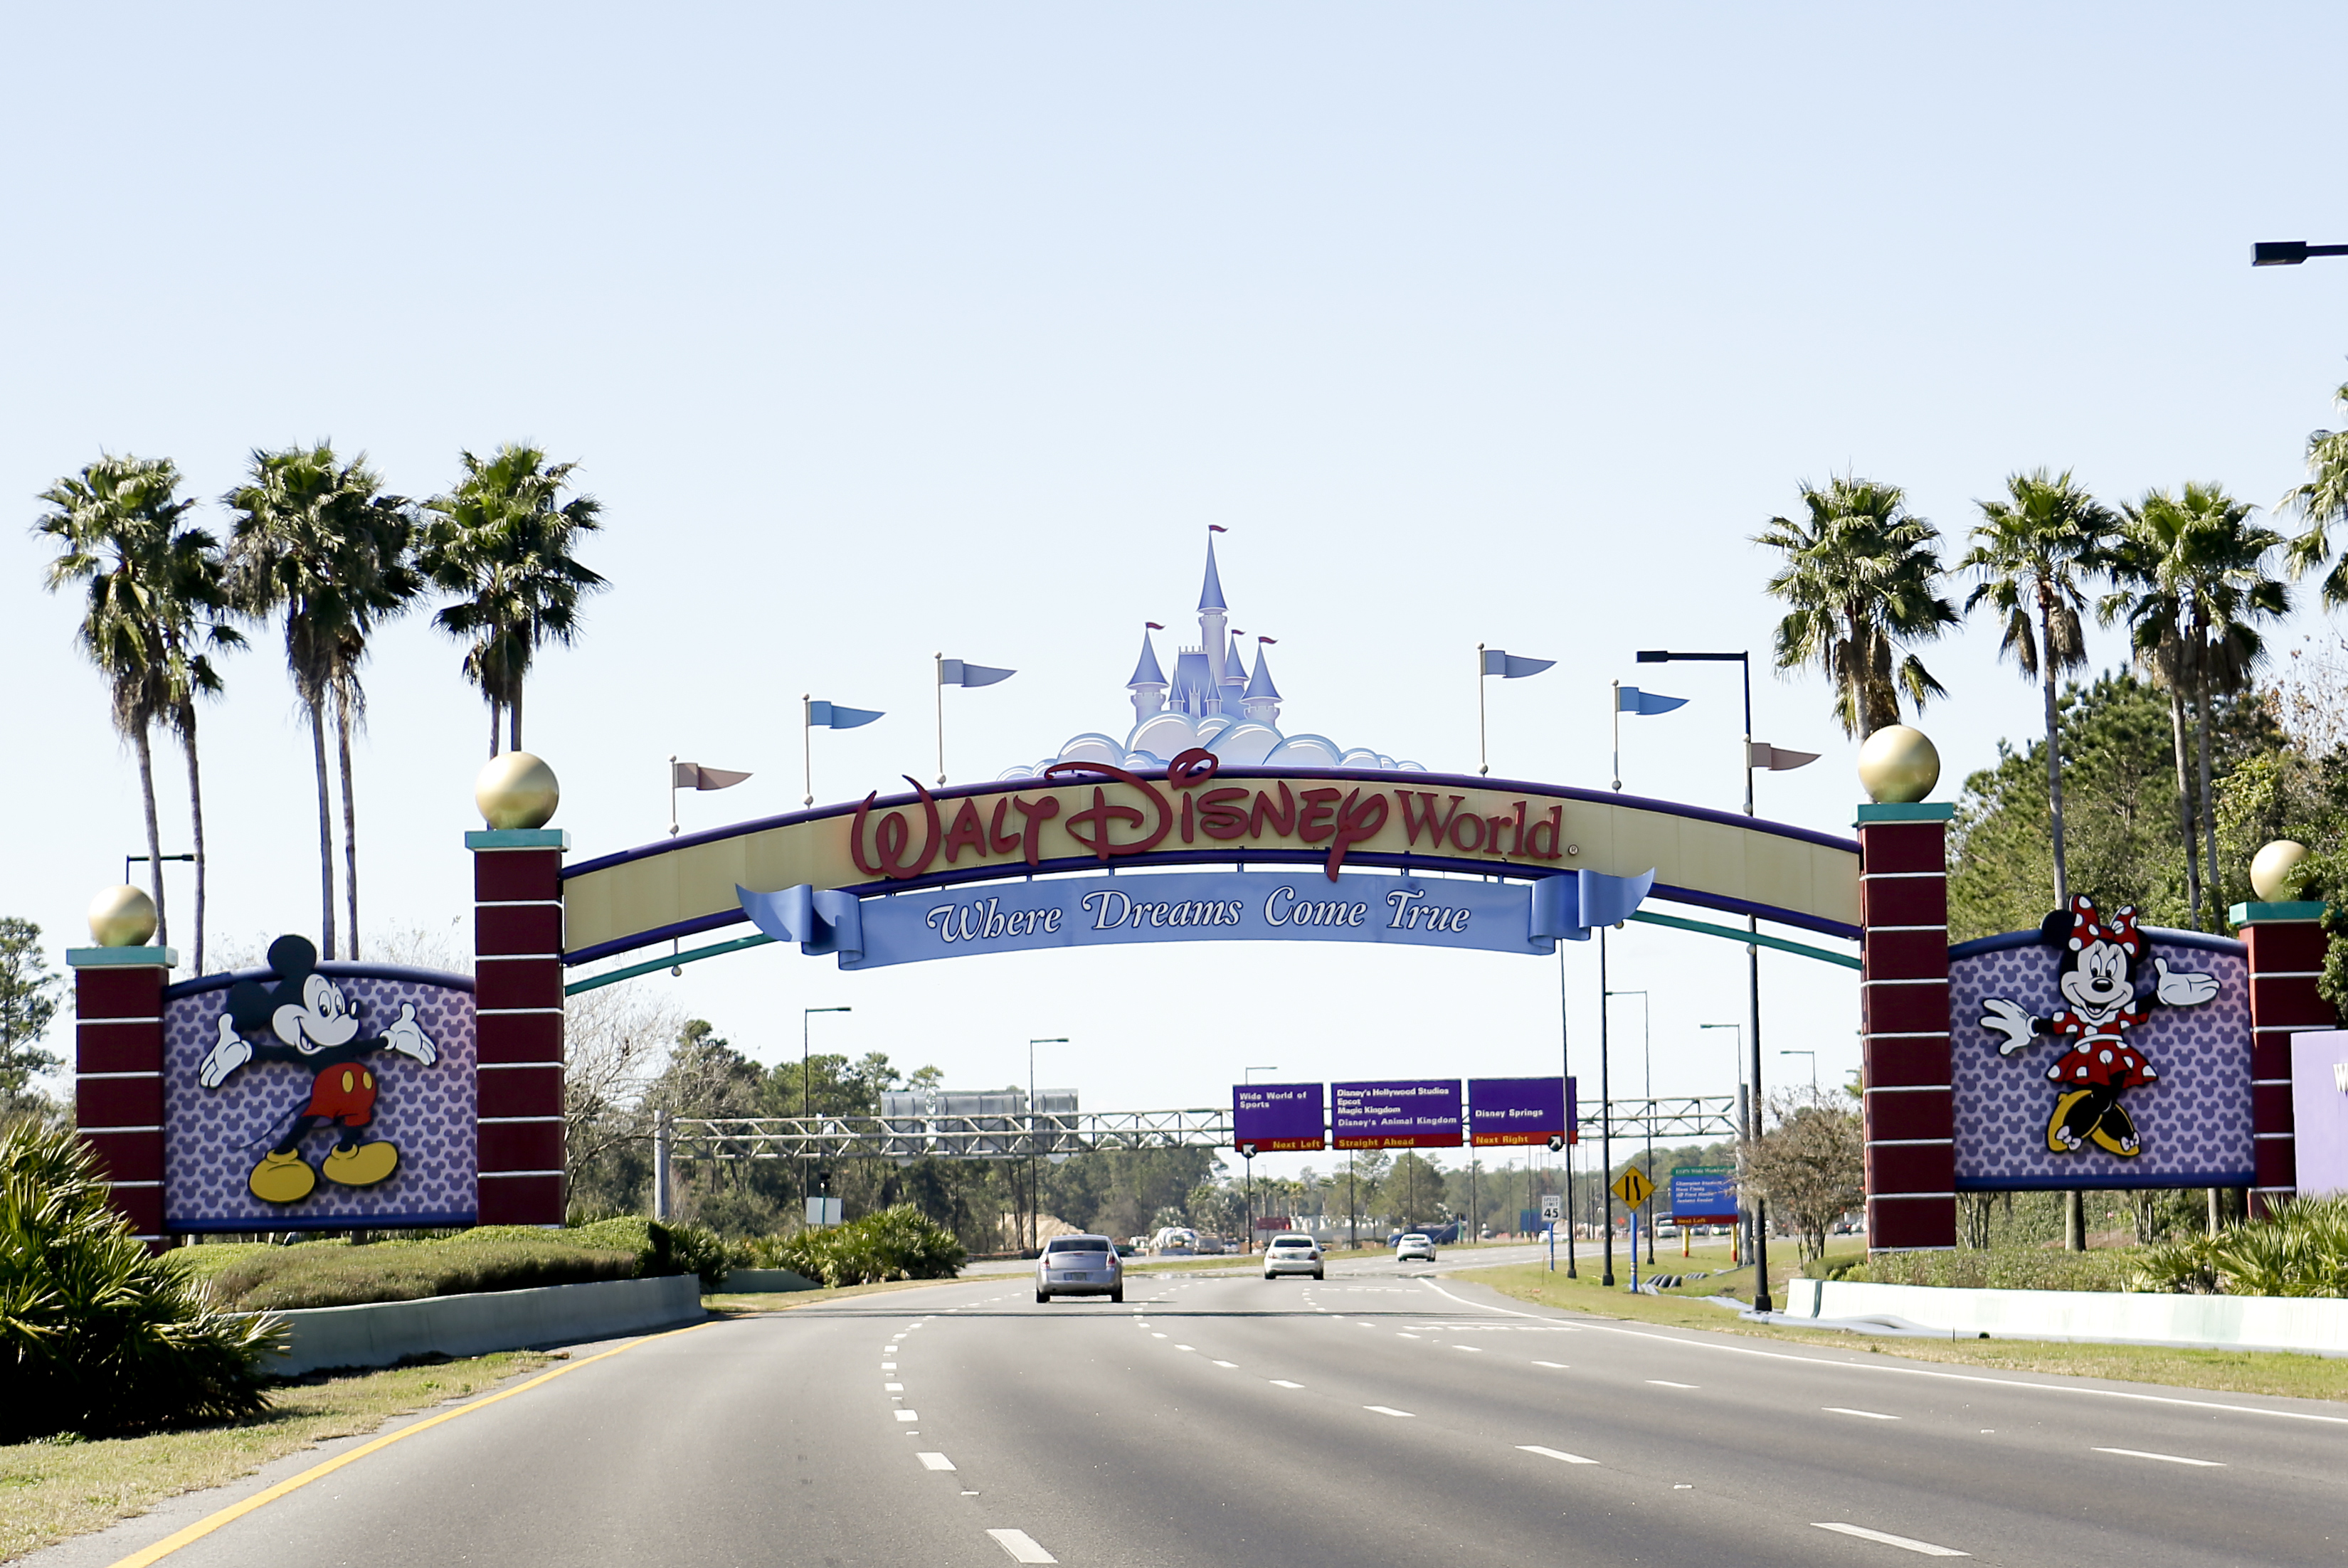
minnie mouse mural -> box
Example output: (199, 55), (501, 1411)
(1977, 896), (2221, 1158)
(196, 934), (440, 1204)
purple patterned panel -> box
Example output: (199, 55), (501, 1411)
(162, 969), (477, 1231)
(1948, 935), (2251, 1190)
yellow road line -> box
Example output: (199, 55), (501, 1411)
(106, 1318), (719, 1568)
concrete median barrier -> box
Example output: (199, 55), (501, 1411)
(1781, 1276), (2348, 1356)
(255, 1273), (707, 1375)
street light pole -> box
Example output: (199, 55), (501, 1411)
(1027, 1038), (1068, 1255)
(2253, 240), (2348, 266)
(1782, 1049), (1818, 1097)
(803, 1007), (851, 1224)
(1607, 987), (1654, 1264)
(1638, 647), (1774, 1313)
(1598, 927), (1615, 1288)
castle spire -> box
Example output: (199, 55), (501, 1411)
(1240, 641), (1282, 724)
(1197, 534), (1231, 707)
(1198, 536), (1227, 613)
(1128, 628), (1167, 722)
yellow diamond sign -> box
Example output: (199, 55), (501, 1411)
(1611, 1166), (1654, 1209)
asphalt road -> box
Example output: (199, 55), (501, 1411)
(58, 1263), (2348, 1567)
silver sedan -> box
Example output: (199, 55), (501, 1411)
(1035, 1234), (1124, 1303)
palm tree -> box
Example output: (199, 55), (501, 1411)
(420, 445), (607, 754)
(2108, 484), (2289, 924)
(35, 456), (240, 970)
(225, 444), (419, 959)
(2103, 539), (2206, 923)
(1960, 470), (2120, 907)
(1757, 477), (1960, 740)
(2283, 379), (2348, 608)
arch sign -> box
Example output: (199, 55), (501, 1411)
(560, 751), (1865, 971)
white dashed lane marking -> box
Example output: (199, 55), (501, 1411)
(1533, 1360), (1569, 1369)
(988, 1527), (1057, 1563)
(1270, 1379), (1304, 1389)
(1212, 1360), (1237, 1368)
(1646, 1380), (1698, 1389)
(1812, 1522), (1967, 1557)
(894, 1411), (919, 1422)
(2094, 1447), (2224, 1467)
(1518, 1445), (1599, 1465)
(1364, 1405), (1416, 1418)
(918, 1452), (956, 1471)
(1825, 1407), (1900, 1420)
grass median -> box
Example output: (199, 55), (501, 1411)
(0, 1350), (551, 1563)
(1467, 1251), (2348, 1406)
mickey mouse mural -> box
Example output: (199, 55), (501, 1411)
(1976, 896), (2221, 1159)
(197, 935), (440, 1204)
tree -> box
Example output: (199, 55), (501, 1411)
(0, 919), (61, 1106)
(1381, 1151), (1449, 1229)
(420, 445), (607, 755)
(226, 444), (420, 958)
(2108, 485), (2290, 927)
(1961, 470), (2120, 906)
(2283, 378), (2348, 609)
(1757, 477), (1960, 741)
(1740, 1088), (1863, 1264)
(35, 455), (239, 967)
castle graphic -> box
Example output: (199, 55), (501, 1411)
(1003, 538), (1429, 779)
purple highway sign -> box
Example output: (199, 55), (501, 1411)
(1233, 1082), (1326, 1153)
(1469, 1076), (1574, 1147)
(1332, 1079), (1462, 1150)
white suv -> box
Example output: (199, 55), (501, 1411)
(1262, 1233), (1324, 1280)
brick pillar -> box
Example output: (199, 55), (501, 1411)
(470, 828), (569, 1225)
(65, 945), (175, 1246)
(2230, 899), (2334, 1218)
(1856, 802), (1956, 1251)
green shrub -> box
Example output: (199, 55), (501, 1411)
(758, 1206), (967, 1288)
(2134, 1197), (2348, 1297)
(1844, 1247), (2144, 1292)
(1, 1124), (280, 1441)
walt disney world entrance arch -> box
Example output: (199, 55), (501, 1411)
(64, 548), (2336, 1256)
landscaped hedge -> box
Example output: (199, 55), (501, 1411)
(174, 1217), (731, 1312)
(732, 1205), (966, 1288)
(1832, 1247), (2145, 1292)
(3, 1125), (280, 1442)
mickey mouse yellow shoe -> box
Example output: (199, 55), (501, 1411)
(322, 1140), (400, 1187)
(249, 1150), (317, 1204)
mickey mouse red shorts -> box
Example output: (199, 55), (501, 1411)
(302, 1066), (377, 1125)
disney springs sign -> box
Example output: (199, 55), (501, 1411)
(736, 756), (1656, 971)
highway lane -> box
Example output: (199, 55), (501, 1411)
(59, 1268), (2348, 1568)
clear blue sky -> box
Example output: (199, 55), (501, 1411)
(6, 6), (2345, 1177)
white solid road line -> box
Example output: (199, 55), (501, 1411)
(1411, 1279), (2348, 1428)
(894, 1410), (919, 1422)
(1811, 1522), (1968, 1557)
(1364, 1405), (1417, 1417)
(1824, 1407), (1900, 1420)
(917, 1452), (956, 1471)
(1270, 1379), (1305, 1389)
(2093, 1446), (2226, 1466)
(987, 1527), (1058, 1563)
(1517, 1445), (1599, 1465)
(1646, 1380), (1698, 1389)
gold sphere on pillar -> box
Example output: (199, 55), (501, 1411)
(475, 752), (561, 830)
(1857, 724), (1940, 804)
(88, 884), (159, 947)
(2251, 839), (2310, 903)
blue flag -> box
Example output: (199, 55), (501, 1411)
(1481, 649), (1555, 679)
(1615, 686), (1687, 716)
(939, 659), (1015, 688)
(1577, 867), (1656, 928)
(807, 700), (884, 729)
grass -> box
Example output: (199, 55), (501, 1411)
(170, 1229), (650, 1312)
(0, 1350), (550, 1562)
(1470, 1254), (2348, 1406)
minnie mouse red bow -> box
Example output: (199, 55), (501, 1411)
(2065, 895), (2140, 956)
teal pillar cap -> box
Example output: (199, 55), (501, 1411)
(1853, 802), (1955, 825)
(2228, 901), (2327, 925)
(65, 945), (178, 969)
(465, 828), (570, 850)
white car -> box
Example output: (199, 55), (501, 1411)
(1262, 1233), (1324, 1279)
(1035, 1234), (1123, 1303)
(1395, 1232), (1437, 1263)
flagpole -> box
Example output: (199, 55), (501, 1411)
(802, 694), (814, 807)
(668, 755), (679, 838)
(1476, 643), (1489, 775)
(1611, 680), (1622, 793)
(935, 652), (947, 786)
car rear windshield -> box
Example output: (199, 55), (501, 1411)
(1271, 1238), (1313, 1248)
(1046, 1239), (1107, 1255)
